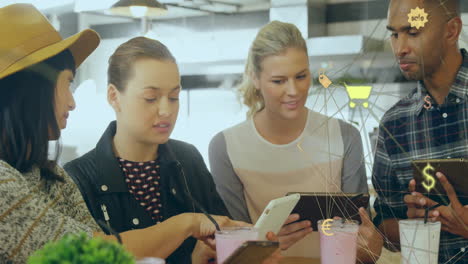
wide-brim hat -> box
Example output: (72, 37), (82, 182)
(0, 3), (100, 80)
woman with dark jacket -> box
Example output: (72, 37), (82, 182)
(63, 37), (243, 264)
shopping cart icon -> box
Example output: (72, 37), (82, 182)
(343, 83), (373, 108)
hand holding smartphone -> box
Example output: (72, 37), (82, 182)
(254, 194), (300, 240)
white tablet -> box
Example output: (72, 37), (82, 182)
(254, 194), (301, 240)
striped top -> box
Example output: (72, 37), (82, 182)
(0, 160), (100, 263)
(209, 109), (368, 258)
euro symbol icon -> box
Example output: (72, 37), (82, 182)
(422, 163), (436, 192)
(321, 219), (334, 236)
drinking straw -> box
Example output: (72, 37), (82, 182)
(424, 203), (442, 224)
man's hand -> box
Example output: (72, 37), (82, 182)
(404, 179), (440, 221)
(192, 240), (217, 264)
(434, 172), (468, 238)
(404, 173), (468, 238)
(276, 214), (313, 250)
(356, 208), (383, 263)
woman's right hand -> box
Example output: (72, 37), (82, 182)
(190, 213), (251, 241)
(276, 214), (312, 250)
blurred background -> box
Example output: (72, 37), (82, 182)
(2, 0), (467, 186)
(3, 0), (467, 262)
(2, 0), (467, 184)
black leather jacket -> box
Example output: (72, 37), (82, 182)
(64, 121), (229, 264)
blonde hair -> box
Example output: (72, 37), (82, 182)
(239, 20), (308, 118)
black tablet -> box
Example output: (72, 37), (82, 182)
(286, 192), (369, 231)
(412, 158), (468, 205)
(223, 241), (279, 264)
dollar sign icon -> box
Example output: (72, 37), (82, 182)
(422, 163), (436, 192)
(423, 95), (432, 110)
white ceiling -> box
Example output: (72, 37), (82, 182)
(63, 0), (270, 19)
(0, 0), (270, 18)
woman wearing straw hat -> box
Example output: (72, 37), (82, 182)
(0, 4), (247, 263)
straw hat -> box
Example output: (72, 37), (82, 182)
(0, 4), (100, 80)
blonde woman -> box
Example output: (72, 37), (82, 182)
(209, 21), (383, 262)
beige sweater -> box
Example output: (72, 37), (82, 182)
(209, 110), (368, 258)
(0, 160), (99, 263)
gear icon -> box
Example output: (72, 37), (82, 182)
(408, 7), (428, 29)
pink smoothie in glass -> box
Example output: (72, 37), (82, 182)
(318, 219), (359, 264)
(215, 227), (258, 264)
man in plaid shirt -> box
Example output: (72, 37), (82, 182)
(373, 0), (467, 263)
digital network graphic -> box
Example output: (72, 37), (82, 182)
(297, 1), (468, 263)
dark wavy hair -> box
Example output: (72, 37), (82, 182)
(0, 49), (75, 181)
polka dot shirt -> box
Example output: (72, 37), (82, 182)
(117, 158), (163, 223)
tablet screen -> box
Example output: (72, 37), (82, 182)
(412, 158), (468, 205)
(287, 192), (369, 231)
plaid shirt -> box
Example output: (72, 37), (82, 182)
(372, 49), (468, 264)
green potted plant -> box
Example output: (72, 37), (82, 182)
(28, 233), (135, 264)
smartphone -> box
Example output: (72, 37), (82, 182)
(412, 158), (468, 204)
(254, 193), (300, 240)
(286, 192), (369, 231)
(223, 241), (279, 264)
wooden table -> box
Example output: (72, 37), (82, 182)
(280, 257), (320, 264)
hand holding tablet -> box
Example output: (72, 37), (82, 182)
(412, 158), (468, 205)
